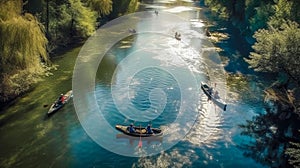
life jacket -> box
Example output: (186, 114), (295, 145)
(129, 126), (135, 133)
(60, 96), (65, 103)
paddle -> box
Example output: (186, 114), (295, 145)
(138, 124), (142, 148)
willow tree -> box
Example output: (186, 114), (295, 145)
(0, 0), (49, 102)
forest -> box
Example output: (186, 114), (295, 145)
(0, 0), (138, 103)
(203, 0), (300, 167)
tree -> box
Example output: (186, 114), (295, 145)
(286, 140), (300, 167)
(246, 21), (300, 84)
(0, 14), (48, 73)
(84, 0), (112, 16)
(268, 0), (293, 28)
(69, 0), (97, 37)
(47, 0), (97, 46)
(249, 4), (274, 32)
(0, 0), (49, 102)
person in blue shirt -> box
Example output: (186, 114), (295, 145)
(146, 124), (153, 134)
(128, 123), (136, 133)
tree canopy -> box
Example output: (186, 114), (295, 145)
(85, 0), (112, 16)
(204, 0), (300, 34)
(47, 0), (97, 46)
(246, 21), (300, 84)
(0, 0), (49, 102)
(0, 0), (139, 102)
(204, 1), (300, 167)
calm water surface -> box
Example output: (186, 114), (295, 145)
(0, 1), (268, 168)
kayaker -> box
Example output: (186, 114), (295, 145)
(128, 123), (136, 133)
(146, 124), (153, 134)
(214, 90), (220, 99)
(61, 94), (65, 103)
(58, 94), (65, 105)
(207, 87), (213, 101)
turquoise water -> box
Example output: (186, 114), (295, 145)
(0, 1), (268, 168)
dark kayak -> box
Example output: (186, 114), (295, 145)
(115, 124), (163, 137)
(47, 90), (73, 116)
(201, 82), (227, 111)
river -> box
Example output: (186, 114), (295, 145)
(0, 1), (270, 168)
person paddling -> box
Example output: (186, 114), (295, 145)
(56, 94), (65, 106)
(128, 123), (136, 133)
(60, 94), (65, 103)
(146, 124), (153, 134)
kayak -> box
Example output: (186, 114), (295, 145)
(47, 90), (73, 116)
(201, 82), (227, 111)
(115, 124), (163, 137)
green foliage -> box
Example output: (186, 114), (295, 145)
(249, 4), (274, 32)
(246, 21), (300, 83)
(286, 140), (300, 166)
(48, 0), (97, 45)
(0, 14), (48, 73)
(85, 0), (112, 16)
(204, 0), (300, 35)
(0, 0), (22, 20)
(69, 0), (97, 37)
(126, 0), (139, 14)
(269, 0), (293, 28)
(204, 0), (229, 18)
(0, 0), (49, 102)
(110, 0), (138, 18)
(48, 2), (72, 44)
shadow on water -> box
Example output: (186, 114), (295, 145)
(96, 35), (136, 85)
(199, 7), (253, 75)
(198, 5), (300, 168)
(238, 91), (300, 167)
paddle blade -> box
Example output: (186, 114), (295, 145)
(138, 136), (142, 148)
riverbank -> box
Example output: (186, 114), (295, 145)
(200, 7), (253, 74)
(201, 4), (300, 167)
(0, 43), (83, 112)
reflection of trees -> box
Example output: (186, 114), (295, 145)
(240, 85), (300, 167)
(226, 73), (263, 102)
(95, 35), (136, 85)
